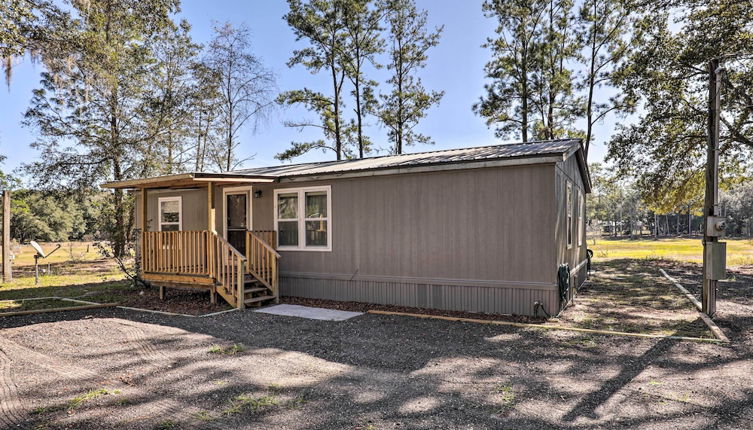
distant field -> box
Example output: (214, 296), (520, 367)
(589, 236), (753, 266)
(1, 241), (125, 289)
(12, 241), (102, 266)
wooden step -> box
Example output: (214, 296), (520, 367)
(244, 287), (267, 294)
(244, 295), (275, 305)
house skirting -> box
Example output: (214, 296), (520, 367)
(279, 272), (560, 317)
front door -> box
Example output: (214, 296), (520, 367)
(225, 191), (249, 254)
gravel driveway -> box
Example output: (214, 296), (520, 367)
(1, 296), (751, 430)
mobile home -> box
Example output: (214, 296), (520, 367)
(103, 138), (590, 316)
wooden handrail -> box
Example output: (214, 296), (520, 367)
(140, 230), (246, 308)
(249, 230), (277, 250)
(249, 231), (281, 258)
(142, 230), (209, 275)
(208, 231), (246, 308)
(246, 231), (280, 299)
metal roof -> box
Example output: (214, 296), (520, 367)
(102, 138), (590, 191)
(230, 138), (582, 178)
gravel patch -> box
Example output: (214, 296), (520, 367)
(0, 261), (751, 429)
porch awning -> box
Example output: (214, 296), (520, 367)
(101, 172), (277, 190)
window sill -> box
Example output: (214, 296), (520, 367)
(277, 246), (332, 252)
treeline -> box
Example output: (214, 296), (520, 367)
(589, 163), (753, 238)
(476, 0), (753, 217)
(1, 0), (445, 255)
(2, 0), (752, 253)
(9, 190), (107, 243)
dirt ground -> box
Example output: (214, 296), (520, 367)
(555, 259), (713, 338)
(0, 260), (752, 429)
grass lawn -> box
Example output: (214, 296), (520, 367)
(588, 236), (753, 266)
(0, 241), (129, 301)
(0, 297), (101, 314)
(0, 241), (231, 315)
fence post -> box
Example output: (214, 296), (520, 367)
(3, 190), (11, 282)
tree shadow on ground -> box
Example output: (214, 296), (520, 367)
(1, 259), (752, 428)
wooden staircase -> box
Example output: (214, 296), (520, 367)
(242, 231), (281, 308)
(242, 274), (277, 307)
(140, 230), (280, 310)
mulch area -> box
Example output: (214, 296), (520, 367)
(93, 285), (233, 316)
(281, 296), (547, 324)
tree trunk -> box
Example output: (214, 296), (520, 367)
(521, 45), (529, 143)
(654, 212), (658, 238)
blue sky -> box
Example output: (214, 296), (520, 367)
(0, 0), (617, 179)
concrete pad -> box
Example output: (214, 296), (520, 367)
(255, 304), (363, 321)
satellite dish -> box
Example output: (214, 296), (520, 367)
(30, 241), (46, 258)
(28, 241), (61, 286)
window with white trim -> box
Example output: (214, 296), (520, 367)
(566, 182), (573, 249)
(274, 186), (331, 251)
(578, 192), (584, 246)
(158, 196), (182, 231)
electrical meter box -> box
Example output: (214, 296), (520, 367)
(706, 216), (726, 237)
(705, 241), (726, 280)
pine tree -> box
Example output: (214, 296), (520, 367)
(277, 0), (354, 161)
(474, 0), (547, 142)
(341, 0), (383, 158)
(576, 0), (632, 158)
(379, 0), (443, 154)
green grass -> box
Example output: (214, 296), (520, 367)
(589, 237), (753, 266)
(68, 388), (120, 409)
(208, 344), (246, 355)
(12, 242), (102, 266)
(2, 241), (126, 290)
(0, 240), (131, 305)
(0, 298), (82, 313)
(223, 394), (278, 415)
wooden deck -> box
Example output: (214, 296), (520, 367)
(140, 230), (280, 308)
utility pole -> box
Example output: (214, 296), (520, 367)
(702, 58), (726, 317)
(2, 190), (11, 282)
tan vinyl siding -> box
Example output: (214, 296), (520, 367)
(247, 164), (560, 316)
(252, 164), (557, 285)
(555, 155), (588, 299)
(135, 188), (208, 232)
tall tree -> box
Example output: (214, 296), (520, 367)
(576, 0), (632, 158)
(189, 61), (222, 172)
(607, 0), (753, 204)
(531, 0), (581, 141)
(22, 0), (179, 256)
(0, 0), (72, 88)
(342, 0), (383, 158)
(203, 22), (276, 172)
(474, 0), (547, 142)
(142, 19), (201, 175)
(379, 0), (443, 154)
(278, 0), (353, 161)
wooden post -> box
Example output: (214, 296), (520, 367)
(140, 188), (147, 276)
(141, 188), (148, 232)
(207, 182), (215, 233)
(2, 190), (11, 282)
(702, 58), (721, 317)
